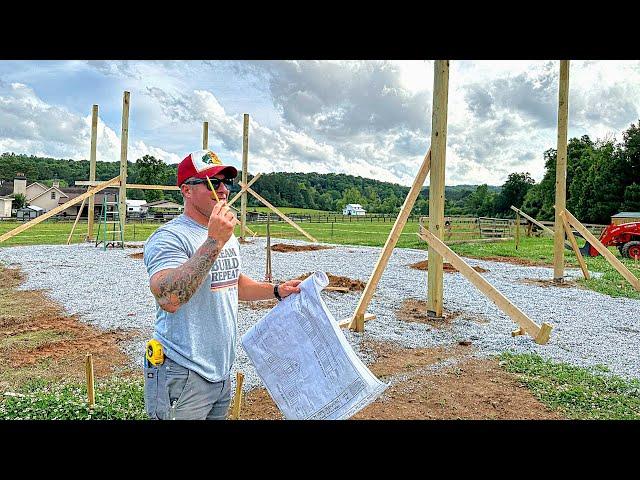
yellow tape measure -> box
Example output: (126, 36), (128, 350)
(146, 339), (164, 366)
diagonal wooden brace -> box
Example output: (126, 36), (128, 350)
(239, 182), (318, 243)
(418, 227), (553, 344)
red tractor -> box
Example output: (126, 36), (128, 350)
(576, 222), (640, 259)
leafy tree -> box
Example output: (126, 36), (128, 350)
(494, 172), (535, 216)
(13, 193), (27, 209)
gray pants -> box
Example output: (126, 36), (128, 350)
(144, 356), (232, 420)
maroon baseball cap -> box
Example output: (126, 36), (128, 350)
(177, 150), (238, 186)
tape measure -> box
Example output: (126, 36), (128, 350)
(146, 339), (164, 366)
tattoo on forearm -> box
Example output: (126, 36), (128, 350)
(154, 238), (220, 309)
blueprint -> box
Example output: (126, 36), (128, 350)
(241, 271), (387, 420)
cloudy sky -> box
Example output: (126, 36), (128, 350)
(1, 60), (639, 186)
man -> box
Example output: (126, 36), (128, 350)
(143, 149), (302, 420)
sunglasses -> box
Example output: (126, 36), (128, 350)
(182, 178), (235, 190)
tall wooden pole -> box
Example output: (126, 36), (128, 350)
(553, 61), (570, 282)
(241, 114), (249, 240)
(87, 105), (98, 241)
(427, 60), (449, 318)
(202, 121), (209, 150)
(119, 92), (131, 235)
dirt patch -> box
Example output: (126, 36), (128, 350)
(520, 278), (581, 289)
(129, 252), (143, 259)
(0, 267), (25, 289)
(0, 265), (140, 390)
(271, 243), (334, 253)
(459, 255), (551, 267)
(241, 299), (279, 310)
(396, 299), (464, 329)
(296, 272), (366, 292)
(239, 339), (563, 420)
(409, 260), (488, 274)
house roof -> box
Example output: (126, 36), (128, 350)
(19, 205), (44, 212)
(612, 212), (640, 218)
(345, 204), (364, 209)
(126, 200), (148, 207)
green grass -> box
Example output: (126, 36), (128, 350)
(0, 376), (147, 420)
(499, 352), (640, 419)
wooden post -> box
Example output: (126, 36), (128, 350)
(0, 177), (121, 243)
(230, 372), (245, 420)
(515, 212), (520, 250)
(553, 60), (570, 282)
(85, 353), (95, 408)
(564, 209), (640, 291)
(427, 60), (449, 318)
(119, 91), (131, 237)
(265, 213), (272, 282)
(419, 228), (552, 344)
(241, 114), (249, 240)
(240, 183), (318, 243)
(559, 210), (590, 279)
(67, 197), (87, 245)
(345, 149), (431, 331)
(202, 121), (208, 149)
(87, 105), (98, 241)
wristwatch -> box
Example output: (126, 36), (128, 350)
(273, 283), (283, 301)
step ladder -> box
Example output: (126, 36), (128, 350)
(95, 194), (124, 250)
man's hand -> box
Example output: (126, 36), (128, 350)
(278, 279), (302, 299)
(208, 201), (236, 244)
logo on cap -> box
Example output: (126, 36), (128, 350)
(201, 151), (222, 166)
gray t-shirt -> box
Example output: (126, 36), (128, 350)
(143, 214), (241, 382)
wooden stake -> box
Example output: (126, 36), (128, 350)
(563, 209), (640, 291)
(230, 372), (245, 420)
(418, 228), (552, 344)
(241, 114), (249, 240)
(87, 105), (98, 241)
(240, 183), (318, 243)
(265, 212), (272, 282)
(67, 197), (87, 245)
(86, 353), (95, 408)
(119, 91), (130, 236)
(202, 121), (209, 149)
(346, 149), (431, 331)
(515, 212), (520, 251)
(559, 210), (590, 280)
(0, 177), (121, 243)
(553, 60), (570, 282)
(427, 60), (449, 318)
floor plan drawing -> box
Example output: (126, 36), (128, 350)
(242, 271), (387, 420)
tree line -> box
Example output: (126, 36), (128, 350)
(1, 119), (639, 223)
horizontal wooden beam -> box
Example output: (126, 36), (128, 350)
(1, 177), (121, 243)
(418, 227), (552, 344)
(75, 180), (179, 191)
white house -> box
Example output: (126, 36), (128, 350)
(343, 203), (366, 216)
(0, 196), (13, 218)
(126, 199), (148, 215)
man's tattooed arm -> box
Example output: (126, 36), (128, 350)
(149, 238), (221, 313)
